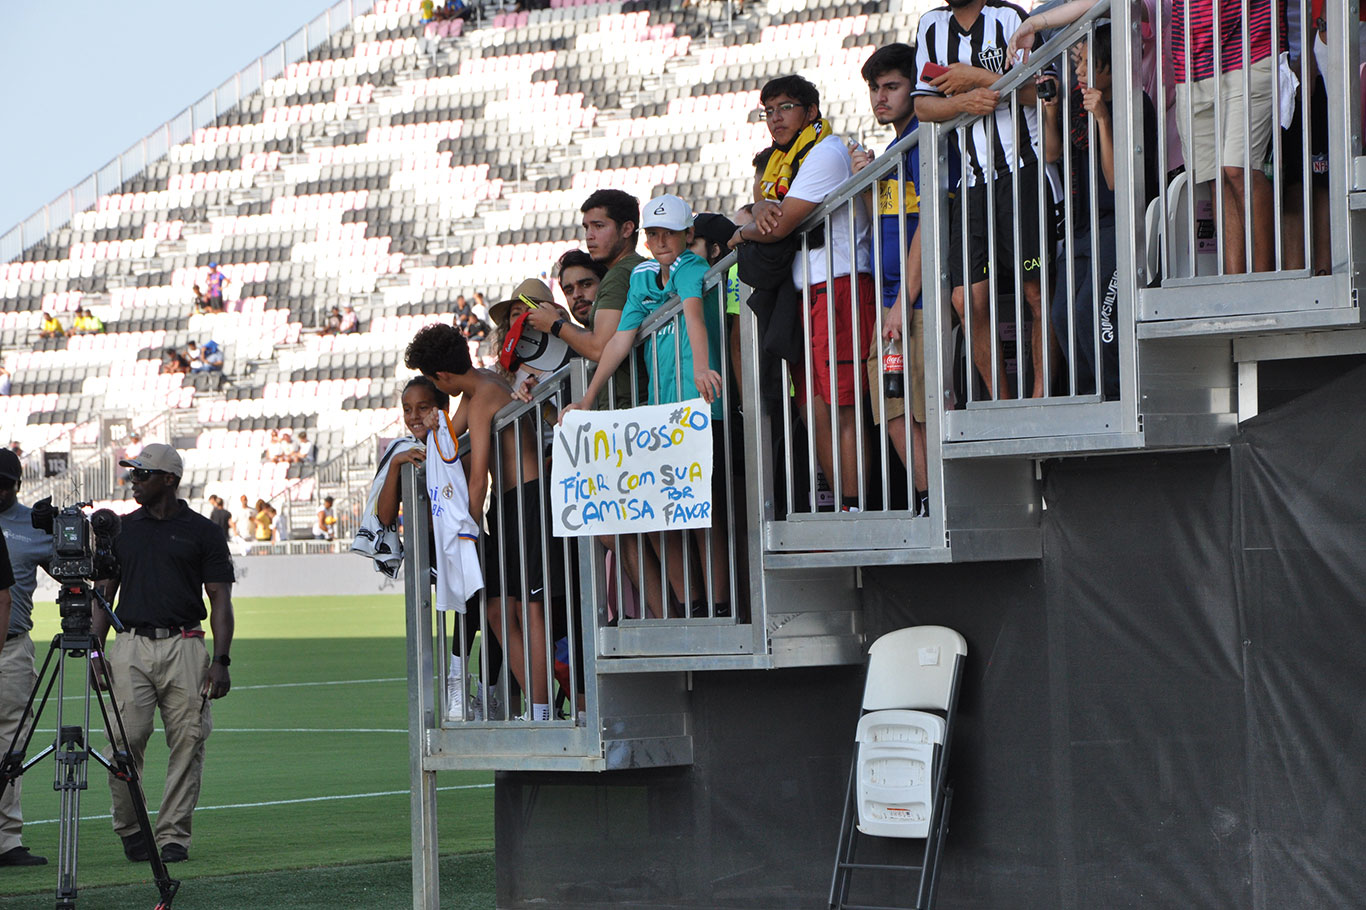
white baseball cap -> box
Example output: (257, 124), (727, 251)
(641, 194), (694, 232)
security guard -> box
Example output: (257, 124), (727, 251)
(92, 444), (234, 865)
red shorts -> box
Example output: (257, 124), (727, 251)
(800, 273), (877, 407)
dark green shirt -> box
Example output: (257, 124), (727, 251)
(590, 251), (646, 410)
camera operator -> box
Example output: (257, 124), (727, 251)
(90, 444), (234, 866)
(0, 451), (34, 868)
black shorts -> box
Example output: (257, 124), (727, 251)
(948, 162), (1049, 290)
(483, 479), (567, 603)
(1279, 77), (1328, 191)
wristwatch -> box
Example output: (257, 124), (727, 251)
(550, 318), (566, 338)
(214, 654), (231, 667)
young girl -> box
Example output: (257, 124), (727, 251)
(375, 376), (506, 721)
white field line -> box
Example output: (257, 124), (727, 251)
(26, 783), (494, 826)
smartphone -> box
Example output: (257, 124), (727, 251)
(920, 62), (950, 83)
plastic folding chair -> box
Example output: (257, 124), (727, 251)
(830, 626), (967, 910)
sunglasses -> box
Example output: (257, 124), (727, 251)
(128, 468), (167, 482)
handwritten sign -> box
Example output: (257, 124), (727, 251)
(551, 398), (713, 537)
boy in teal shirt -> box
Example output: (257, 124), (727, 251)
(563, 193), (730, 618)
(564, 193), (723, 414)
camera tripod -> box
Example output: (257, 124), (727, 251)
(0, 580), (179, 910)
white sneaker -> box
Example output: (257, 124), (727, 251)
(445, 672), (466, 722)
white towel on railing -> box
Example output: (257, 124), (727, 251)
(350, 435), (423, 577)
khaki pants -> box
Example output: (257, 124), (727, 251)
(104, 633), (212, 849)
(0, 634), (37, 853)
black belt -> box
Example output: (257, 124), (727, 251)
(5, 631), (22, 641)
(130, 625), (202, 640)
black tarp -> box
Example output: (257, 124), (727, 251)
(497, 364), (1366, 909)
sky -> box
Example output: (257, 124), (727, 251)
(0, 0), (337, 233)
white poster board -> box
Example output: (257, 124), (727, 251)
(550, 398), (714, 537)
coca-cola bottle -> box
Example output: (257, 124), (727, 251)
(883, 337), (904, 399)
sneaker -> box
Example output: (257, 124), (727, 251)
(445, 671), (467, 722)
(487, 687), (506, 721)
(468, 679), (484, 721)
(0, 846), (47, 867)
(121, 833), (150, 863)
(160, 843), (189, 863)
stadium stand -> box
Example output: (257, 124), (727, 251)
(0, 0), (940, 540)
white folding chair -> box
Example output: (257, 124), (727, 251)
(830, 626), (967, 910)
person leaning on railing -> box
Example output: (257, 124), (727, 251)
(406, 323), (563, 722)
(851, 43), (930, 512)
(1013, 0), (1278, 275)
(916, 0), (1050, 400)
(522, 190), (645, 411)
(562, 194), (731, 618)
(524, 250), (675, 623)
(1037, 23), (1160, 399)
(728, 74), (875, 513)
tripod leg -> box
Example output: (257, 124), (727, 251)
(0, 636), (62, 809)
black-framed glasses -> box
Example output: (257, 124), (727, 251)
(758, 101), (803, 121)
(128, 468), (166, 482)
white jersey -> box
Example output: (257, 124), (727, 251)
(426, 409), (484, 613)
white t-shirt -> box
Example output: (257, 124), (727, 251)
(425, 410), (484, 613)
(783, 136), (872, 288)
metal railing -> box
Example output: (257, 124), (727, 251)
(917, 0), (1144, 429)
(753, 128), (940, 536)
(409, 365), (589, 726)
(587, 264), (763, 659)
(0, 0), (377, 264)
(1135, 0), (1359, 328)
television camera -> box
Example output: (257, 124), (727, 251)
(30, 497), (122, 635)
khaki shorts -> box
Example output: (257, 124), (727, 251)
(1175, 57), (1275, 184)
(866, 307), (926, 425)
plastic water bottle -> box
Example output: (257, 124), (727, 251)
(883, 337), (904, 399)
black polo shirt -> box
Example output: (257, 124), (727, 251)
(112, 501), (235, 628)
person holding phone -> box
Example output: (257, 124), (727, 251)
(913, 0), (1052, 400)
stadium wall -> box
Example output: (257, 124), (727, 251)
(34, 552), (395, 603)
(494, 363), (1366, 908)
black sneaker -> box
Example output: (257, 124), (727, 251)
(121, 833), (150, 863)
(0, 846), (47, 867)
(160, 843), (189, 863)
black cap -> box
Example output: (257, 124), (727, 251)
(692, 213), (739, 250)
(0, 449), (21, 483)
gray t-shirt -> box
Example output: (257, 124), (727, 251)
(0, 502), (52, 635)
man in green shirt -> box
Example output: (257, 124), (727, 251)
(525, 189), (644, 409)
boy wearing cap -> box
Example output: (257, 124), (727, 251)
(565, 194), (723, 413)
(563, 194), (730, 618)
(90, 443), (235, 865)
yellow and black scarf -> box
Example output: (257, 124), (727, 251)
(759, 118), (833, 201)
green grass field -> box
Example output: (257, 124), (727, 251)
(0, 595), (495, 907)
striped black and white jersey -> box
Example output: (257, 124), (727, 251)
(914, 1), (1039, 186)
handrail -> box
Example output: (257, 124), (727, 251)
(788, 0), (1110, 231)
(0, 0), (378, 264)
